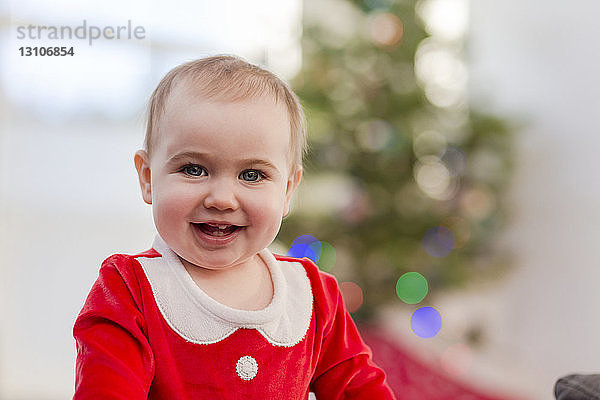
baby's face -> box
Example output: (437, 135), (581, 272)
(135, 88), (302, 271)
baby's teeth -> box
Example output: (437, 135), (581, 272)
(217, 225), (228, 230)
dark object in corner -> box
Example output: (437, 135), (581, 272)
(555, 375), (600, 400)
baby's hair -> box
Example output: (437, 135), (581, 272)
(144, 55), (307, 167)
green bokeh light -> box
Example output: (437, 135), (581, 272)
(316, 241), (336, 272)
(396, 272), (428, 304)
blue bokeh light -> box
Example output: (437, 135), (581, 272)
(421, 226), (455, 258)
(292, 235), (322, 259)
(286, 243), (319, 263)
(287, 235), (323, 263)
(410, 306), (442, 338)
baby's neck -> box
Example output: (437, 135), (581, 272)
(182, 255), (274, 311)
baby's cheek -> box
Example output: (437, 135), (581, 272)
(249, 195), (286, 222)
(154, 187), (198, 218)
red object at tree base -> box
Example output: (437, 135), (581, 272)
(360, 326), (527, 400)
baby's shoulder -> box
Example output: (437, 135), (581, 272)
(102, 246), (158, 263)
(275, 253), (334, 278)
(273, 254), (341, 304)
(98, 247), (161, 281)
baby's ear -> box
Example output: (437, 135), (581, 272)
(134, 150), (152, 204)
(283, 164), (303, 218)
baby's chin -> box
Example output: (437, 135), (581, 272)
(177, 252), (257, 273)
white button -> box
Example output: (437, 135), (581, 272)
(236, 355), (258, 381)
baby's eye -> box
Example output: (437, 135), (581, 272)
(182, 164), (206, 177)
(239, 170), (264, 182)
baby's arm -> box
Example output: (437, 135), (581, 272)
(73, 256), (155, 399)
(310, 274), (396, 400)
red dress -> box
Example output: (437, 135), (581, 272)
(73, 236), (395, 399)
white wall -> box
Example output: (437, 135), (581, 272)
(469, 0), (600, 398)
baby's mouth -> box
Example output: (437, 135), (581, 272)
(192, 223), (241, 237)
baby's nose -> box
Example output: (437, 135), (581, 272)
(202, 181), (239, 211)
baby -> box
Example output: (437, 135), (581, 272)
(73, 55), (395, 399)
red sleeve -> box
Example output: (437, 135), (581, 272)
(310, 271), (396, 400)
(73, 255), (155, 399)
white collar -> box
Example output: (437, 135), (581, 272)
(136, 236), (313, 347)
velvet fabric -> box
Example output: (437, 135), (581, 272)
(73, 244), (395, 399)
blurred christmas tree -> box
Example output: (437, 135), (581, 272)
(277, 0), (513, 320)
